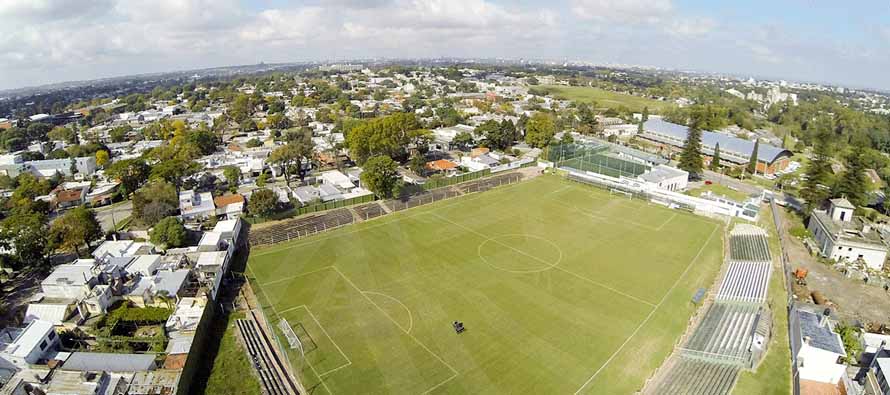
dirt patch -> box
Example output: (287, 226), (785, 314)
(778, 208), (890, 326)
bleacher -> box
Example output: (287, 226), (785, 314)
(716, 262), (771, 304)
(642, 224), (773, 395)
(683, 303), (761, 362)
(249, 208), (354, 246)
(644, 356), (740, 395)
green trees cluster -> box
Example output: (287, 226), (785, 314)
(524, 113), (556, 148)
(149, 217), (187, 249)
(346, 113), (430, 164)
(48, 207), (102, 256)
(360, 156), (400, 198)
(132, 181), (178, 226)
(248, 188), (278, 217)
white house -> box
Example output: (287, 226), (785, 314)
(40, 261), (98, 300)
(179, 190), (216, 221)
(638, 165), (688, 192)
(0, 320), (60, 369)
(808, 198), (888, 270)
(791, 308), (847, 384)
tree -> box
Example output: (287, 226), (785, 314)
(710, 142), (721, 171)
(48, 126), (76, 143)
(346, 112), (423, 163)
(109, 126), (131, 143)
(0, 211), (49, 269)
(801, 123), (836, 213)
(149, 217), (187, 249)
(248, 188), (278, 217)
(223, 166), (242, 192)
(678, 127), (704, 178)
(95, 150), (109, 168)
(105, 159), (150, 197)
(452, 132), (475, 151)
(408, 154), (425, 175)
(48, 207), (102, 256)
(256, 172), (268, 187)
(834, 152), (868, 207)
(132, 181), (178, 226)
(269, 144), (301, 186)
(746, 140), (759, 174)
(524, 113), (556, 148)
(560, 133), (575, 145)
(360, 156), (400, 198)
(641, 106), (649, 122)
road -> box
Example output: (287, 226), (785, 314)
(93, 201), (133, 232)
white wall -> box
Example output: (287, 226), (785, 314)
(829, 244), (887, 271)
(798, 345), (847, 384)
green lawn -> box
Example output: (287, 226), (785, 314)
(540, 85), (672, 113)
(733, 205), (792, 395)
(687, 183), (752, 202)
(204, 312), (264, 395)
(248, 175), (724, 394)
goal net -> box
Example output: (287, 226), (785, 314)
(610, 188), (633, 199)
(278, 318), (307, 387)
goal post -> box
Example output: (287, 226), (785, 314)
(609, 188), (633, 199)
(278, 318), (306, 385)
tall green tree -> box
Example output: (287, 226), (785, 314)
(49, 207), (102, 256)
(525, 113), (556, 148)
(746, 140), (759, 174)
(800, 120), (836, 212)
(0, 211), (49, 269)
(360, 156), (400, 198)
(678, 127), (704, 178)
(248, 188), (278, 217)
(106, 159), (150, 197)
(149, 217), (187, 249)
(834, 152), (868, 207)
(710, 142), (721, 171)
(132, 181), (178, 226)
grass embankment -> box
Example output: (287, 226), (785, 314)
(686, 183), (752, 202)
(203, 312), (263, 395)
(540, 85), (672, 113)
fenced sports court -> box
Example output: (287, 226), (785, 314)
(547, 142), (651, 178)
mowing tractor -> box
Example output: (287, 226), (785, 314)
(794, 267), (808, 286)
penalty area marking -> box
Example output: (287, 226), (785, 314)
(477, 234), (563, 274)
(278, 304), (353, 378)
(362, 291), (415, 334)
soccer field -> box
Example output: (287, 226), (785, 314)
(247, 175), (724, 394)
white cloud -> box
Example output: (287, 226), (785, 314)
(571, 0), (672, 24)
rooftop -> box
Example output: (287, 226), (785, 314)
(62, 352), (156, 372)
(811, 210), (886, 247)
(642, 117), (791, 164)
(797, 310), (846, 355)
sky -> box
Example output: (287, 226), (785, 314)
(1, 0), (889, 91)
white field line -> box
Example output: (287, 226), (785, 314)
(656, 213), (678, 231)
(331, 266), (460, 394)
(430, 212), (656, 308)
(302, 305), (353, 377)
(246, 264), (333, 395)
(544, 185), (572, 196)
(546, 195), (660, 232)
(250, 180), (529, 259)
(275, 303), (353, 378)
(260, 265), (335, 287)
(572, 224), (720, 394)
(362, 291), (415, 334)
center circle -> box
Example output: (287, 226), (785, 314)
(477, 234), (563, 273)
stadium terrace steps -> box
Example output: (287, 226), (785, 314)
(645, 356), (740, 395)
(642, 224), (771, 395)
(716, 261), (771, 304)
(683, 303), (760, 360)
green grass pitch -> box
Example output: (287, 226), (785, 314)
(247, 175), (724, 394)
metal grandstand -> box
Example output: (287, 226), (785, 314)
(643, 224), (774, 395)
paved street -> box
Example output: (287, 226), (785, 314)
(93, 201), (133, 232)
